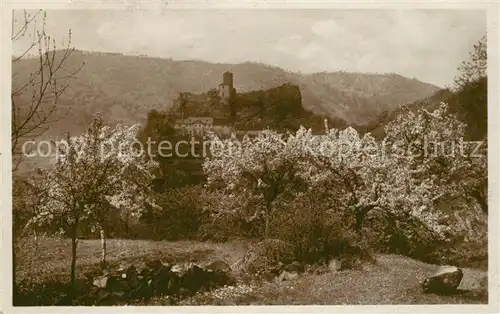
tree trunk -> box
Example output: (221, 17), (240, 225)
(354, 205), (376, 234)
(264, 201), (272, 239)
(471, 189), (488, 215)
(264, 214), (269, 239)
(100, 228), (107, 269)
(13, 237), (17, 304)
(354, 211), (365, 233)
(122, 218), (129, 238)
(70, 231), (78, 302)
(477, 195), (488, 215)
(34, 227), (38, 251)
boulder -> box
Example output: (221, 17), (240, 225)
(291, 261), (303, 271)
(135, 262), (150, 276)
(283, 261), (302, 273)
(117, 263), (128, 272)
(124, 265), (139, 281)
(328, 259), (342, 272)
(167, 275), (180, 293)
(96, 289), (111, 303)
(129, 280), (153, 299)
(98, 265), (139, 294)
(261, 271), (276, 282)
(171, 263), (190, 277)
(106, 275), (131, 294)
(85, 269), (103, 281)
(277, 261), (285, 270)
(146, 259), (163, 270)
(179, 264), (206, 295)
(278, 270), (299, 281)
(422, 266), (464, 294)
(204, 267), (235, 287)
(93, 275), (109, 289)
(150, 264), (174, 295)
(305, 264), (317, 274)
(205, 260), (231, 273)
(111, 291), (125, 298)
(315, 264), (328, 275)
(303, 264), (312, 273)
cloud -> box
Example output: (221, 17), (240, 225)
(298, 42), (322, 60)
(311, 19), (337, 36)
(13, 9), (486, 87)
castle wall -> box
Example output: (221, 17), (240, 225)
(222, 71), (233, 86)
(218, 84), (232, 105)
(173, 72), (237, 135)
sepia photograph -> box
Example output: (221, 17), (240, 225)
(5, 3), (496, 309)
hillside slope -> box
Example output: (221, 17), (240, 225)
(12, 50), (440, 137)
(367, 77), (487, 141)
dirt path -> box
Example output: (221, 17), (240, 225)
(176, 254), (488, 305)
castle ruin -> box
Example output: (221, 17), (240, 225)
(218, 71), (236, 108)
(173, 71), (236, 136)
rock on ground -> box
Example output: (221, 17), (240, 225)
(205, 260), (231, 273)
(328, 259), (342, 272)
(278, 270), (299, 281)
(90, 259), (235, 304)
(283, 261), (303, 273)
(422, 265), (464, 294)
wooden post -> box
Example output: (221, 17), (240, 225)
(100, 228), (106, 269)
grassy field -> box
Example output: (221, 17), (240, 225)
(15, 237), (488, 305)
(15, 237), (252, 284)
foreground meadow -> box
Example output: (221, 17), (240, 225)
(15, 237), (488, 305)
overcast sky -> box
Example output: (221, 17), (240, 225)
(13, 9), (486, 87)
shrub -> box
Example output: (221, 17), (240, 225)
(269, 192), (373, 266)
(140, 185), (205, 240)
(362, 205), (488, 268)
(196, 190), (264, 242)
(235, 239), (296, 275)
(197, 213), (262, 242)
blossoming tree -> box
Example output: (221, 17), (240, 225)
(302, 102), (486, 243)
(26, 114), (158, 297)
(382, 102), (487, 239)
(203, 102), (486, 245)
(203, 130), (311, 238)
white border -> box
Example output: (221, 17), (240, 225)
(1, 1), (499, 313)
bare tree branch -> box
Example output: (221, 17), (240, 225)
(11, 10), (85, 172)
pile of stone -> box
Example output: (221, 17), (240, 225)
(88, 259), (235, 304)
(276, 258), (343, 281)
(236, 257), (344, 283)
(229, 239), (350, 284)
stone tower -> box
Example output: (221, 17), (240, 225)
(218, 71), (236, 123)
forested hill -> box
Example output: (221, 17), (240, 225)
(368, 77), (487, 141)
(12, 50), (440, 137)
